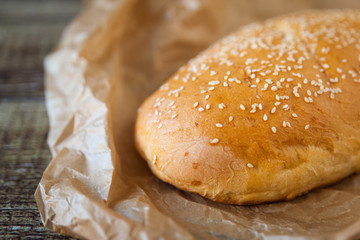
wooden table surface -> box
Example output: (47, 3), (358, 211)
(0, 0), (81, 238)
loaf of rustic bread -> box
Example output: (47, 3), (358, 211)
(135, 10), (360, 204)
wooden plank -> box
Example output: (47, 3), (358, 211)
(0, 0), (81, 238)
(0, 0), (81, 99)
(0, 100), (77, 239)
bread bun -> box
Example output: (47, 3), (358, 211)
(135, 10), (360, 205)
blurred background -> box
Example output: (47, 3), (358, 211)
(0, 0), (359, 238)
(0, 0), (81, 238)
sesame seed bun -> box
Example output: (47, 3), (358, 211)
(135, 10), (360, 205)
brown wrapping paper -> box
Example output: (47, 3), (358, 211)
(35, 0), (360, 239)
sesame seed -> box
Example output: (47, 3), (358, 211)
(158, 123), (163, 129)
(321, 47), (330, 53)
(160, 83), (169, 90)
(280, 95), (289, 100)
(205, 95), (210, 100)
(229, 116), (233, 122)
(198, 107), (204, 112)
(271, 86), (278, 91)
(193, 102), (199, 108)
(218, 103), (226, 109)
(210, 138), (219, 144)
(271, 107), (276, 113)
(305, 124), (310, 130)
(216, 123), (223, 128)
(247, 163), (254, 168)
(349, 70), (358, 77)
(240, 104), (246, 110)
(208, 80), (220, 85)
(153, 155), (157, 163)
(292, 113), (298, 118)
(263, 114), (268, 121)
(283, 121), (287, 127)
(275, 102), (281, 106)
(200, 90), (207, 94)
(286, 122), (291, 127)
(336, 68), (342, 73)
(208, 87), (215, 91)
(206, 104), (210, 110)
(223, 82), (228, 87)
(171, 114), (177, 119)
(323, 64), (330, 69)
(261, 83), (269, 91)
(210, 70), (217, 76)
(271, 126), (277, 133)
(250, 108), (256, 113)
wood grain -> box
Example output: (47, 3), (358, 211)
(0, 0), (81, 99)
(0, 0), (81, 238)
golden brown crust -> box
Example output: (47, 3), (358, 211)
(135, 10), (360, 205)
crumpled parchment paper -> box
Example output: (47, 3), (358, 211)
(35, 0), (360, 239)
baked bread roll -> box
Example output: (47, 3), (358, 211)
(135, 10), (360, 205)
